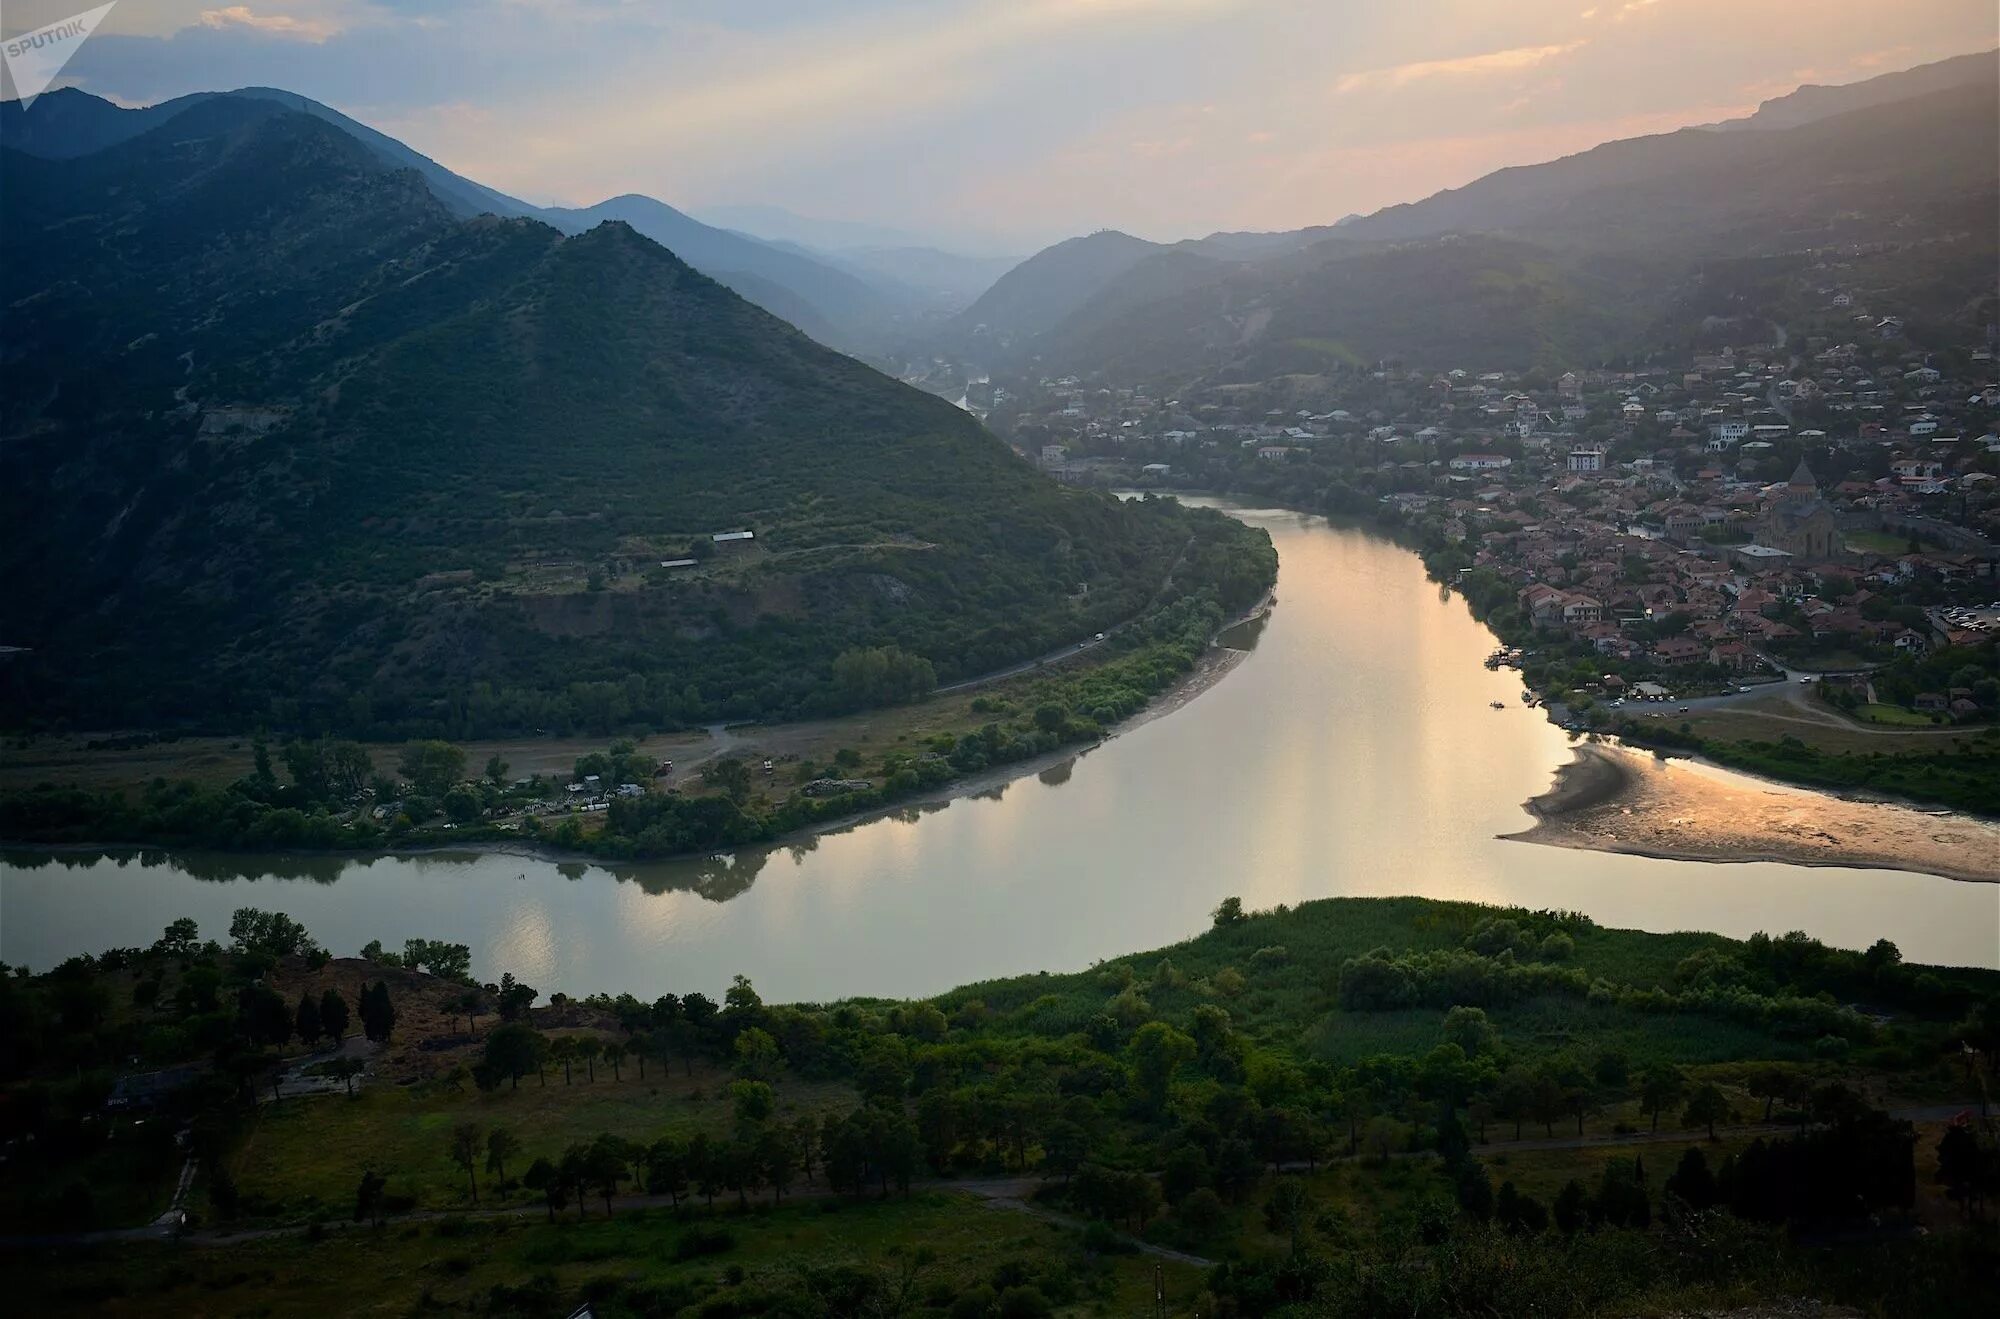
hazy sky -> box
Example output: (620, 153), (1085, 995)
(11, 1), (1997, 251)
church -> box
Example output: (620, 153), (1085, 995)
(1755, 460), (1843, 560)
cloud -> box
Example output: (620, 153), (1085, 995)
(1334, 40), (1588, 94)
(197, 6), (340, 42)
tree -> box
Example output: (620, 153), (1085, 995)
(399, 741), (466, 798)
(495, 973), (538, 1021)
(1456, 1159), (1494, 1222)
(229, 908), (319, 959)
(485, 754), (510, 787)
(449, 1122), (484, 1205)
(1684, 1083), (1730, 1141)
(1212, 896), (1246, 928)
(446, 988), (484, 1038)
(485, 1127), (522, 1191)
(1665, 1145), (1717, 1211)
(1442, 1005), (1499, 1058)
(1936, 1123), (1997, 1217)
(1179, 1186), (1225, 1238)
(329, 1056), (364, 1095)
(155, 917), (200, 958)
(1747, 1064), (1798, 1122)
(734, 1026), (780, 1080)
(1127, 1022), (1196, 1118)
(1494, 1066), (1536, 1140)
(481, 1023), (548, 1090)
(551, 1035), (579, 1085)
(729, 1082), (776, 1141)
(358, 981), (397, 1043)
(353, 1169), (388, 1227)
(585, 1134), (628, 1214)
(603, 1040), (627, 1081)
(1042, 1119), (1088, 1183)
(647, 1137), (689, 1205)
(578, 1036), (602, 1082)
(522, 1157), (566, 1222)
(295, 992), (323, 1047)
(1553, 1178), (1589, 1235)
(1640, 1064), (1687, 1134)
(319, 988), (350, 1043)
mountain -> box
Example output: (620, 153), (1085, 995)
(537, 193), (892, 342)
(1703, 48), (1996, 132)
(954, 230), (1165, 342)
(0, 96), (1259, 736)
(0, 88), (910, 351)
(692, 204), (927, 253)
(980, 59), (1997, 378)
(1338, 78), (1997, 253)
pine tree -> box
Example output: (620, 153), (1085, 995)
(319, 988), (350, 1042)
(295, 991), (323, 1046)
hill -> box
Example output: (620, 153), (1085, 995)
(0, 97), (1268, 738)
(954, 229), (1165, 343)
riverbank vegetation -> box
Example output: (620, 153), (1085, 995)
(1613, 721), (2000, 814)
(8, 897), (1998, 1315)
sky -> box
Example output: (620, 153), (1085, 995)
(6, 0), (1996, 252)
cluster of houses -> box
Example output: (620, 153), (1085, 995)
(988, 292), (1999, 708)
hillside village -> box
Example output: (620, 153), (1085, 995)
(970, 290), (2000, 731)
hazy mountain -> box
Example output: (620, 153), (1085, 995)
(0, 88), (912, 350)
(693, 203), (927, 253)
(0, 96), (1229, 734)
(1702, 48), (1996, 132)
(954, 230), (1165, 342)
(1339, 77), (1997, 252)
(538, 193), (892, 342)
(992, 64), (1996, 378)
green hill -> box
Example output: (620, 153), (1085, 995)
(0, 99), (1267, 737)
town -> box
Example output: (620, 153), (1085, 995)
(960, 288), (2000, 747)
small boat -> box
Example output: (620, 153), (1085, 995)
(1489, 701), (1507, 710)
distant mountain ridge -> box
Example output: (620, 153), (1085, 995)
(963, 51), (1997, 378)
(1701, 48), (1996, 132)
(0, 86), (978, 349)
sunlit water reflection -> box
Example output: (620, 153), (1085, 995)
(4, 504), (1994, 996)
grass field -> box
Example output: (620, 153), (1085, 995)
(21, 1192), (1201, 1318)
(1669, 687), (1975, 755)
(227, 1061), (854, 1223)
(1854, 702), (1946, 727)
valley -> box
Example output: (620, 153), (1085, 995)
(3, 30), (1998, 1319)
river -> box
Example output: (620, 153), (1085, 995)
(4, 503), (1994, 997)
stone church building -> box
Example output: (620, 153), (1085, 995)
(1755, 460), (1843, 560)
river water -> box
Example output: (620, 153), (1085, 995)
(4, 504), (1994, 997)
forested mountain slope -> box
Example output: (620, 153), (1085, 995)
(0, 99), (1267, 736)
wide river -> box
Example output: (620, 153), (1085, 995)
(4, 503), (1995, 996)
